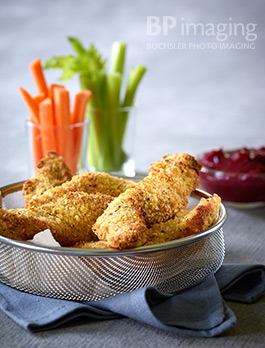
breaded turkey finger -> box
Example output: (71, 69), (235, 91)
(26, 172), (136, 208)
(93, 153), (201, 249)
(0, 192), (113, 246)
(73, 195), (220, 249)
(23, 152), (72, 204)
(145, 194), (221, 245)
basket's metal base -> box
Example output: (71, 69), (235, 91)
(0, 228), (225, 301)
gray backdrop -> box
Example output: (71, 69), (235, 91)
(0, 0), (264, 184)
(0, 1), (264, 347)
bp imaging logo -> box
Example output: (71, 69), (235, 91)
(146, 16), (257, 50)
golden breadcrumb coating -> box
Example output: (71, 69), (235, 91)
(1, 152), (221, 252)
(23, 152), (72, 204)
(0, 192), (113, 246)
(93, 153), (201, 249)
(73, 240), (108, 249)
(26, 172), (136, 208)
(0, 208), (49, 241)
(74, 195), (220, 249)
(145, 194), (221, 245)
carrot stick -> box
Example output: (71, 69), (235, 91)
(71, 90), (91, 171)
(28, 122), (42, 170)
(32, 94), (47, 165)
(19, 87), (39, 123)
(48, 83), (65, 99)
(33, 93), (46, 105)
(30, 123), (43, 170)
(71, 90), (92, 124)
(39, 98), (57, 156)
(19, 87), (42, 168)
(53, 87), (71, 151)
(53, 87), (74, 171)
(29, 58), (48, 96)
(49, 85), (64, 154)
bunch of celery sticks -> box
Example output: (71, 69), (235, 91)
(45, 38), (146, 172)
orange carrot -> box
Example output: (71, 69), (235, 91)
(29, 58), (48, 96)
(39, 98), (57, 156)
(32, 94), (46, 166)
(33, 93), (46, 105)
(19, 87), (39, 123)
(48, 85), (64, 154)
(71, 90), (91, 171)
(30, 123), (43, 170)
(53, 87), (74, 171)
(48, 83), (65, 99)
(20, 87), (42, 168)
(71, 90), (92, 124)
(21, 58), (92, 173)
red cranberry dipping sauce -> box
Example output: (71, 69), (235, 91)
(198, 147), (265, 204)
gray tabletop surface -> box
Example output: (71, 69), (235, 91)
(0, 0), (264, 347)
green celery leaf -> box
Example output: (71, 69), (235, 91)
(44, 56), (75, 69)
(87, 44), (106, 71)
(68, 37), (87, 56)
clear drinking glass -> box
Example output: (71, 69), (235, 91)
(26, 119), (89, 176)
(85, 106), (137, 177)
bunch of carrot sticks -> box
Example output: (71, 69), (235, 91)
(20, 58), (91, 173)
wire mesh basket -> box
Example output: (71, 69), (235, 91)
(0, 182), (226, 301)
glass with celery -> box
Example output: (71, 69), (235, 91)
(45, 38), (146, 175)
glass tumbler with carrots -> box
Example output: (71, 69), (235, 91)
(21, 58), (91, 174)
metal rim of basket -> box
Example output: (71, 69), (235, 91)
(0, 181), (226, 257)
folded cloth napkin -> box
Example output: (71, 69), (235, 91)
(0, 264), (264, 337)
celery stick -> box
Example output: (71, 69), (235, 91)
(87, 115), (100, 168)
(106, 72), (122, 109)
(106, 73), (123, 168)
(123, 65), (146, 107)
(95, 71), (108, 109)
(98, 109), (113, 170)
(94, 73), (115, 170)
(80, 75), (99, 108)
(110, 42), (127, 75)
(80, 74), (104, 169)
(118, 65), (146, 145)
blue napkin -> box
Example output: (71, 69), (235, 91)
(0, 264), (264, 337)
